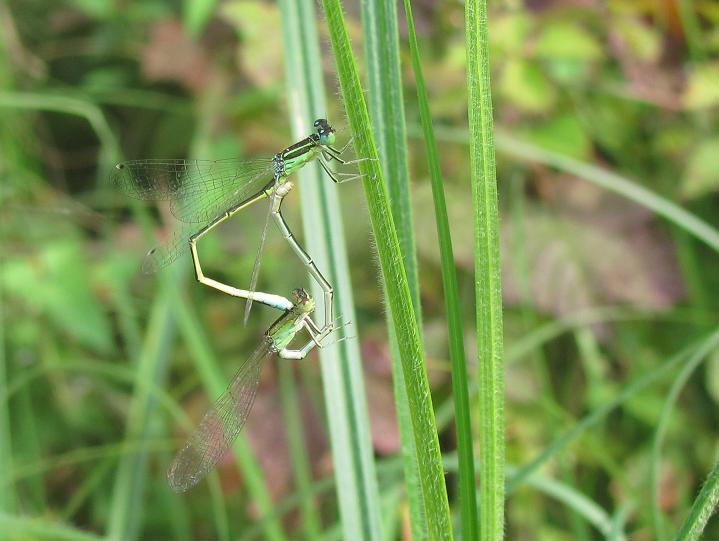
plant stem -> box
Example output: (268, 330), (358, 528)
(320, 1), (453, 538)
(675, 459), (719, 541)
(465, 0), (505, 538)
(279, 1), (383, 539)
(403, 0), (479, 539)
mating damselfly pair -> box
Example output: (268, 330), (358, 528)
(113, 119), (364, 491)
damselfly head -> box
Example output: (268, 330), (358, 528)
(313, 118), (336, 146)
(291, 288), (314, 312)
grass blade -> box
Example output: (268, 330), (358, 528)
(278, 363), (321, 540)
(651, 338), (714, 540)
(278, 1), (383, 539)
(361, 1), (425, 538)
(106, 280), (177, 540)
(0, 512), (105, 541)
(508, 329), (719, 491)
(361, 0), (421, 317)
(465, 0), (505, 538)
(492, 132), (719, 254)
(0, 91), (120, 171)
(675, 459), (719, 541)
(428, 125), (719, 256)
(320, 1), (453, 538)
(0, 261), (13, 514)
(174, 293), (288, 541)
(402, 1), (478, 539)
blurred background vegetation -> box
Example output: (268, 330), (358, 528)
(1, 0), (719, 539)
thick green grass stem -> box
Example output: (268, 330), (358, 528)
(279, 1), (383, 539)
(320, 1), (453, 538)
(675, 459), (719, 541)
(465, 0), (505, 538)
(403, 1), (479, 540)
(361, 0), (421, 322)
(361, 1), (425, 539)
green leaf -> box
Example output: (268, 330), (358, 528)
(499, 58), (556, 113)
(535, 21), (602, 61)
(613, 17), (662, 62)
(67, 0), (115, 19)
(183, 0), (218, 36)
(489, 12), (532, 57)
(0, 512), (106, 541)
(683, 62), (719, 109)
(220, 2), (282, 85)
(2, 242), (113, 353)
(682, 138), (719, 199)
(650, 328), (718, 540)
(521, 113), (592, 160)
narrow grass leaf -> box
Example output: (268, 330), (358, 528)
(493, 132), (719, 254)
(509, 329), (719, 491)
(0, 91), (120, 172)
(403, 1), (478, 539)
(465, 0), (505, 538)
(427, 126), (719, 255)
(361, 1), (425, 538)
(0, 281), (13, 513)
(278, 1), (383, 539)
(278, 363), (321, 540)
(651, 337), (715, 540)
(320, 1), (453, 538)
(0, 512), (106, 541)
(106, 280), (177, 540)
(675, 458), (719, 541)
(361, 0), (421, 318)
(0, 237), (15, 511)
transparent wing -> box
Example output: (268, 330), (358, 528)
(140, 220), (200, 274)
(167, 339), (272, 493)
(243, 195), (274, 324)
(111, 158), (275, 224)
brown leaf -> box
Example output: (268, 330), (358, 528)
(141, 20), (214, 91)
(502, 176), (685, 313)
(414, 179), (684, 316)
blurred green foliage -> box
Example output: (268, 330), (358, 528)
(1, 0), (719, 539)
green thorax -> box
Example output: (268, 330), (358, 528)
(275, 134), (322, 178)
(266, 291), (315, 352)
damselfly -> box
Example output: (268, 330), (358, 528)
(167, 287), (330, 493)
(112, 119), (364, 334)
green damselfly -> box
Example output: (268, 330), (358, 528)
(167, 287), (330, 493)
(112, 119), (364, 333)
